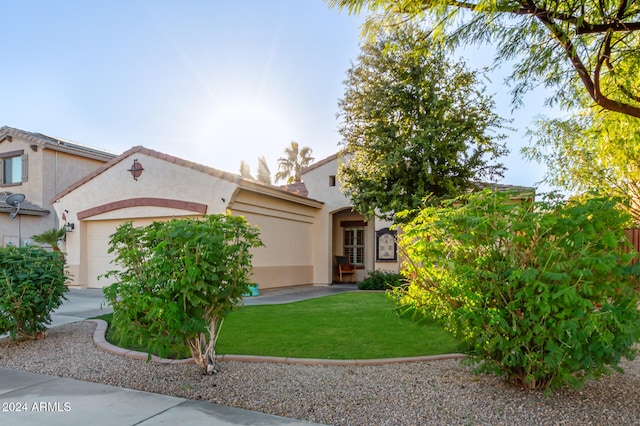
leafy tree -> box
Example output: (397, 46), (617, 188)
(275, 141), (314, 184)
(524, 109), (640, 221)
(328, 0), (640, 118)
(256, 155), (272, 185)
(31, 227), (66, 252)
(337, 23), (508, 222)
(102, 214), (263, 374)
(393, 190), (640, 391)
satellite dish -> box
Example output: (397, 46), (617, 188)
(5, 193), (25, 206)
(5, 193), (25, 220)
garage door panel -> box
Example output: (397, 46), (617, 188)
(85, 218), (162, 288)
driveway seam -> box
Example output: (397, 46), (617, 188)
(87, 319), (466, 366)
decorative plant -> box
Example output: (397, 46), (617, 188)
(102, 214), (263, 374)
(393, 190), (640, 391)
(358, 270), (405, 291)
(31, 227), (66, 252)
(0, 246), (69, 339)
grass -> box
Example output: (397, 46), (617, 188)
(95, 292), (460, 360)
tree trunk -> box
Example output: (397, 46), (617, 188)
(188, 316), (223, 375)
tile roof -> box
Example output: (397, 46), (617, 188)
(280, 182), (309, 197)
(51, 146), (323, 208)
(0, 126), (116, 162)
(0, 192), (50, 216)
(471, 182), (536, 196)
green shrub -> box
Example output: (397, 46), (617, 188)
(358, 270), (405, 290)
(0, 246), (69, 339)
(102, 214), (263, 374)
(393, 190), (640, 391)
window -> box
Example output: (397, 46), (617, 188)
(2, 155), (23, 185)
(329, 175), (336, 187)
(344, 227), (365, 265)
(0, 150), (26, 185)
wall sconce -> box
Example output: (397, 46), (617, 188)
(66, 222), (75, 232)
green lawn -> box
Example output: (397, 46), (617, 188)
(98, 292), (460, 360)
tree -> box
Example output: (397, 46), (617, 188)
(328, 0), (640, 119)
(102, 215), (263, 374)
(256, 155), (272, 185)
(393, 190), (640, 391)
(275, 141), (314, 184)
(523, 109), (640, 221)
(239, 160), (253, 180)
(31, 227), (66, 252)
(239, 157), (273, 184)
(337, 23), (508, 222)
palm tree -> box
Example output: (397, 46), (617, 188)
(239, 160), (253, 179)
(275, 141), (314, 184)
(240, 157), (273, 184)
(31, 227), (66, 252)
(256, 155), (272, 185)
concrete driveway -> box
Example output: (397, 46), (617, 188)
(50, 288), (112, 327)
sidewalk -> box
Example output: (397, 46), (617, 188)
(0, 367), (318, 425)
(1, 284), (356, 426)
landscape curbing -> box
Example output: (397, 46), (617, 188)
(87, 319), (466, 366)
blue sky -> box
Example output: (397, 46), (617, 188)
(0, 0), (554, 189)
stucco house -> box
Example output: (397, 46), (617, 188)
(47, 137), (532, 290)
(0, 127), (115, 248)
(50, 145), (400, 289)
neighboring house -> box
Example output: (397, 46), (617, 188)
(0, 126), (115, 248)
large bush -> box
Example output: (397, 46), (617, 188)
(103, 214), (263, 374)
(0, 246), (69, 340)
(393, 190), (640, 391)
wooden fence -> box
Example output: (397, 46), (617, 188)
(627, 228), (640, 263)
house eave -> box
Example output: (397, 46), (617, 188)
(237, 179), (323, 209)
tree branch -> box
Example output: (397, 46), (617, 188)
(532, 5), (640, 117)
(575, 21), (640, 34)
(594, 30), (613, 104)
(445, 0), (640, 34)
(533, 11), (596, 99)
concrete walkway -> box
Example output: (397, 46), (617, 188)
(1, 285), (358, 425)
(0, 366), (318, 425)
(49, 287), (114, 327)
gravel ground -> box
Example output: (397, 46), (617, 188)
(2, 321), (640, 425)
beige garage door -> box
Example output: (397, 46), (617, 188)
(85, 218), (164, 288)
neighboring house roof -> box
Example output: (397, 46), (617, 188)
(0, 192), (50, 216)
(472, 182), (535, 197)
(51, 145), (323, 208)
(0, 126), (116, 162)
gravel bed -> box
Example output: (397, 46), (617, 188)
(1, 321), (640, 425)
